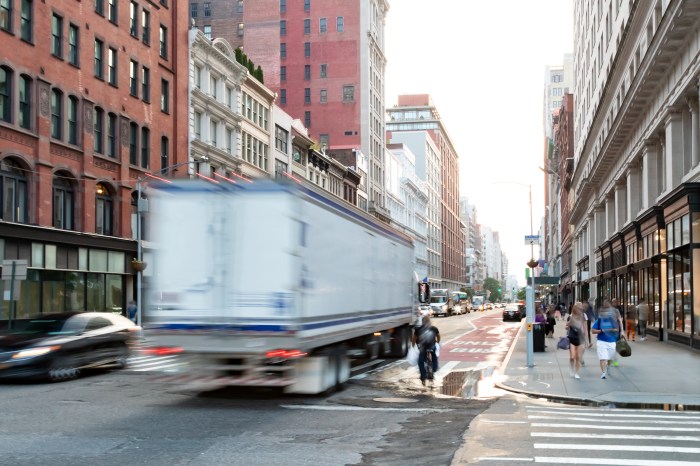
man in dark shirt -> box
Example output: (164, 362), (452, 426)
(412, 316), (440, 385)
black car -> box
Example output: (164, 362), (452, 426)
(0, 312), (141, 382)
(502, 304), (525, 322)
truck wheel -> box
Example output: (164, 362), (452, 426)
(388, 327), (409, 357)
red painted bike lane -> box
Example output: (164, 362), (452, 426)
(439, 314), (521, 366)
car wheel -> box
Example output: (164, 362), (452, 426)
(48, 355), (81, 382)
(114, 344), (130, 369)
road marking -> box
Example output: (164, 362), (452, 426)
(533, 457), (700, 465)
(534, 443), (700, 454)
(531, 432), (700, 442)
(529, 415), (700, 425)
(435, 360), (459, 375)
(131, 362), (184, 372)
(481, 420), (529, 424)
(526, 405), (699, 416)
(531, 422), (700, 431)
(352, 359), (386, 372)
(280, 404), (452, 413)
(478, 458), (533, 462)
(527, 408), (700, 420)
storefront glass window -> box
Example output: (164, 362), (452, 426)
(658, 229), (666, 254)
(682, 215), (690, 246)
(693, 249), (700, 338)
(105, 274), (123, 314)
(90, 249), (108, 271)
(42, 270), (66, 312)
(692, 213), (700, 244)
(45, 244), (56, 269)
(79, 248), (88, 270)
(31, 243), (43, 267)
(666, 250), (691, 334)
(86, 273), (105, 311)
(108, 251), (125, 273)
(65, 271), (85, 311)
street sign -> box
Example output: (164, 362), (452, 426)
(524, 235), (540, 246)
(2, 260), (27, 280)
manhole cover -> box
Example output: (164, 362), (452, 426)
(373, 397), (419, 403)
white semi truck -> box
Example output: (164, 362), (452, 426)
(144, 179), (416, 394)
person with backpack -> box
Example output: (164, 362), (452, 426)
(412, 316), (440, 386)
(591, 299), (620, 379)
(566, 303), (589, 379)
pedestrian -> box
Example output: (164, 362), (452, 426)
(545, 308), (556, 338)
(566, 302), (589, 379)
(127, 300), (138, 324)
(584, 301), (595, 344)
(609, 298), (625, 367)
(626, 298), (638, 341)
(554, 302), (562, 320)
(591, 299), (620, 379)
(637, 298), (650, 341)
(412, 315), (440, 386)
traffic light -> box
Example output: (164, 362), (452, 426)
(498, 287), (502, 293)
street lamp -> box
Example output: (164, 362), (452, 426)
(134, 157), (209, 326)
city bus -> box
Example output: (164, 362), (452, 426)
(471, 295), (485, 312)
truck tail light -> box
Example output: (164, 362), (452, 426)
(266, 349), (307, 359)
(143, 346), (184, 356)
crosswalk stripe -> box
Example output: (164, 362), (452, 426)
(529, 415), (700, 425)
(532, 456), (700, 465)
(526, 405), (697, 416)
(531, 422), (700, 431)
(534, 443), (700, 454)
(531, 432), (700, 442)
(131, 362), (184, 372)
(527, 408), (700, 420)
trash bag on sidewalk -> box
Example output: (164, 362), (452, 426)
(557, 336), (570, 350)
(406, 345), (419, 366)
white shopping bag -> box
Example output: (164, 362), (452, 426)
(434, 342), (441, 357)
(406, 345), (419, 366)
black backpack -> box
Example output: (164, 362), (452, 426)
(418, 326), (437, 349)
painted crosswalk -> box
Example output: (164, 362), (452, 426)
(526, 405), (700, 465)
(476, 404), (700, 465)
(125, 354), (184, 372)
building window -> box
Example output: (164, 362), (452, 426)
(210, 75), (218, 98)
(50, 89), (62, 139)
(129, 122), (138, 165)
(160, 136), (169, 171)
(275, 125), (288, 153)
(319, 17), (326, 33)
(53, 175), (74, 230)
(304, 18), (310, 35)
(204, 2), (210, 17)
(108, 0), (117, 23)
(304, 88), (311, 104)
(304, 0), (310, 12)
(337, 16), (343, 32)
(20, 0), (32, 42)
(52, 14), (63, 58)
(304, 111), (310, 128)
(0, 0), (11, 32)
(18, 74), (30, 129)
(304, 42), (310, 57)
(140, 127), (149, 168)
(67, 96), (78, 144)
(129, 1), (138, 36)
(95, 0), (104, 15)
(304, 65), (310, 80)
(280, 66), (286, 82)
(141, 9), (150, 45)
(141, 66), (150, 102)
(237, 0), (243, 14)
(94, 39), (104, 79)
(194, 65), (201, 88)
(190, 3), (197, 18)
(93, 106), (104, 153)
(320, 89), (327, 103)
(203, 25), (211, 39)
(343, 85), (354, 102)
(67, 24), (79, 66)
(159, 25), (167, 58)
(280, 0), (286, 13)
(194, 111), (201, 139)
(160, 79), (169, 112)
(319, 134), (329, 149)
(237, 22), (243, 36)
(280, 89), (286, 105)
(280, 20), (286, 36)
(320, 63), (327, 78)
(107, 113), (116, 157)
(129, 60), (138, 97)
(280, 43), (286, 59)
(210, 119), (218, 146)
(0, 159), (28, 224)
(225, 128), (232, 154)
(108, 47), (117, 85)
(95, 183), (112, 235)
(0, 67), (10, 123)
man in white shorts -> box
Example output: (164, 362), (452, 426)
(590, 300), (620, 379)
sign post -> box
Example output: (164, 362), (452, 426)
(2, 260), (27, 331)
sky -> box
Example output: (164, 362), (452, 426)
(384, 0), (574, 287)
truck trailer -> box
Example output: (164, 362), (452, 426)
(145, 179), (416, 394)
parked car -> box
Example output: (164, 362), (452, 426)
(0, 312), (141, 382)
(503, 303), (525, 322)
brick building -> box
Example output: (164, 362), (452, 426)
(0, 0), (188, 322)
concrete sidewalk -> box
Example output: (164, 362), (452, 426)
(495, 318), (700, 409)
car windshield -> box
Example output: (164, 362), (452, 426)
(12, 317), (83, 336)
(430, 297), (446, 303)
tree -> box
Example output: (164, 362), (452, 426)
(516, 287), (526, 301)
(460, 287), (475, 300)
(483, 277), (503, 302)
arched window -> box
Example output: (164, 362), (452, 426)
(95, 182), (112, 235)
(19, 74), (31, 130)
(53, 172), (74, 230)
(0, 66), (12, 123)
(51, 88), (63, 140)
(0, 158), (28, 223)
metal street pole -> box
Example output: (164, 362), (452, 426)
(136, 179), (143, 327)
(526, 185), (536, 368)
